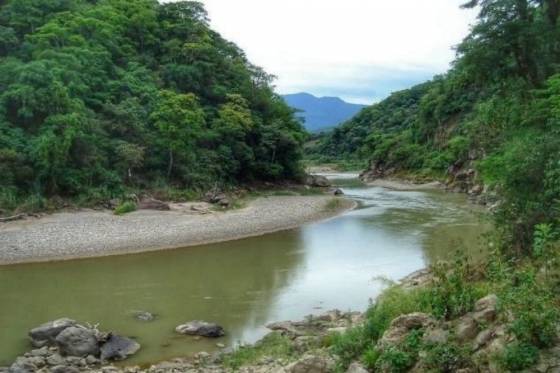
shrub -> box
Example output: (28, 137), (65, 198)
(501, 342), (539, 371)
(113, 201), (137, 215)
(423, 343), (471, 372)
(222, 332), (294, 370)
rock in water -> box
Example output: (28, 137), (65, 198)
(55, 327), (99, 357)
(100, 334), (140, 361)
(133, 310), (155, 322)
(29, 318), (77, 348)
(175, 321), (225, 338)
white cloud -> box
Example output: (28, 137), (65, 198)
(197, 0), (477, 104)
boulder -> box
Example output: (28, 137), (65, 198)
(474, 329), (494, 350)
(55, 327), (99, 357)
(423, 327), (449, 345)
(332, 188), (344, 196)
(455, 315), (479, 342)
(175, 321), (225, 338)
(346, 362), (369, 373)
(9, 358), (37, 373)
(473, 294), (498, 323)
(378, 313), (435, 347)
(29, 318), (77, 348)
(137, 198), (170, 211)
(100, 334), (140, 361)
(286, 354), (335, 373)
(266, 321), (305, 338)
(304, 175), (331, 188)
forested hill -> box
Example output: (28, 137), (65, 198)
(282, 93), (366, 133)
(311, 0), (560, 247)
(0, 0), (305, 210)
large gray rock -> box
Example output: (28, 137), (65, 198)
(456, 315), (479, 342)
(100, 334), (141, 361)
(29, 318), (77, 348)
(55, 327), (99, 357)
(304, 175), (331, 188)
(473, 294), (498, 323)
(175, 321), (225, 338)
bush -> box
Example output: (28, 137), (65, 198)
(222, 333), (294, 370)
(113, 201), (137, 215)
(501, 342), (539, 371)
(423, 343), (471, 372)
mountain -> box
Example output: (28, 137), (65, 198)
(282, 93), (367, 132)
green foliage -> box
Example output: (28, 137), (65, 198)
(422, 342), (471, 372)
(222, 332), (294, 370)
(0, 0), (305, 210)
(113, 201), (136, 215)
(501, 342), (539, 371)
(420, 256), (484, 319)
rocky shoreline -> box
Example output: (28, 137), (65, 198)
(5, 269), (543, 373)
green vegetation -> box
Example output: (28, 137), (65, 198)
(0, 0), (305, 214)
(222, 332), (295, 370)
(113, 201), (136, 215)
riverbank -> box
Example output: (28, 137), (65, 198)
(0, 195), (355, 265)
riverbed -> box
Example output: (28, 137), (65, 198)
(0, 174), (489, 366)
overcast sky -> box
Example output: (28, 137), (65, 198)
(198, 0), (477, 104)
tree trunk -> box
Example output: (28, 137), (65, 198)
(167, 149), (174, 179)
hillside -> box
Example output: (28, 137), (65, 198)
(311, 0), (560, 248)
(282, 92), (366, 132)
(0, 0), (305, 213)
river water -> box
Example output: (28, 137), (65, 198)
(0, 174), (489, 366)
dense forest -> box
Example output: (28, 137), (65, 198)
(0, 0), (305, 212)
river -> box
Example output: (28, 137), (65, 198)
(0, 174), (489, 366)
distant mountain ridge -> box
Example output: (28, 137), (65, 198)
(282, 93), (367, 132)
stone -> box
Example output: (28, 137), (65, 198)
(64, 357), (83, 367)
(304, 175), (331, 188)
(423, 328), (449, 345)
(293, 336), (320, 352)
(379, 313), (435, 347)
(55, 326), (100, 357)
(346, 362), (369, 373)
(100, 334), (141, 361)
(51, 365), (80, 373)
(474, 329), (494, 350)
(46, 354), (65, 366)
(9, 358), (37, 373)
(29, 318), (77, 348)
(333, 188), (344, 196)
(266, 321), (305, 338)
(286, 354), (335, 373)
(175, 321), (225, 338)
(137, 198), (170, 211)
(29, 347), (49, 357)
(85, 355), (100, 365)
(456, 315), (479, 342)
(473, 294), (498, 324)
(133, 311), (155, 322)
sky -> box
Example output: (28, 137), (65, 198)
(198, 0), (478, 104)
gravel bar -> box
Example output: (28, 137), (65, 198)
(0, 196), (355, 265)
